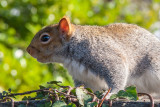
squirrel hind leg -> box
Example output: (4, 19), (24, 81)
(128, 67), (160, 98)
(97, 71), (127, 99)
(103, 65), (129, 99)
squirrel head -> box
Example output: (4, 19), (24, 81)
(26, 16), (74, 63)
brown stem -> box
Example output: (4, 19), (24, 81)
(70, 98), (78, 102)
(3, 88), (50, 98)
(138, 93), (154, 107)
(55, 93), (59, 101)
(87, 92), (98, 102)
(66, 86), (73, 95)
(54, 84), (70, 89)
(66, 86), (74, 101)
(0, 97), (14, 107)
(55, 89), (76, 98)
(108, 99), (112, 107)
(98, 88), (111, 107)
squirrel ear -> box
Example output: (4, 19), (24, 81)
(58, 16), (72, 40)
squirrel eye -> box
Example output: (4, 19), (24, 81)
(40, 34), (50, 43)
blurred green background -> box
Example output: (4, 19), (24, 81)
(0, 0), (160, 94)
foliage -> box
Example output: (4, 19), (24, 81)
(110, 86), (138, 101)
(0, 0), (159, 98)
(0, 81), (138, 107)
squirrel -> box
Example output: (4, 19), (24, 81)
(27, 16), (160, 99)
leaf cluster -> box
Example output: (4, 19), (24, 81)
(0, 81), (138, 107)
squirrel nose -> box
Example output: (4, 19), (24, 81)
(26, 47), (32, 55)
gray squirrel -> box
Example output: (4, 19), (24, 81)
(27, 16), (160, 99)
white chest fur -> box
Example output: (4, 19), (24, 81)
(62, 59), (108, 91)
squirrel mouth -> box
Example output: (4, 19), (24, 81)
(36, 55), (49, 63)
(36, 57), (43, 62)
(32, 55), (38, 59)
(36, 57), (48, 63)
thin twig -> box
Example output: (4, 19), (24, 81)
(2, 88), (50, 98)
(0, 97), (14, 107)
(108, 99), (112, 107)
(98, 88), (111, 107)
(54, 84), (70, 88)
(8, 97), (14, 107)
(70, 98), (78, 102)
(54, 93), (59, 101)
(138, 93), (154, 107)
(87, 92), (98, 102)
(66, 86), (73, 95)
(66, 86), (74, 102)
(87, 91), (99, 107)
(55, 89), (76, 98)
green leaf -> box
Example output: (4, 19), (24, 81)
(37, 104), (45, 107)
(47, 81), (62, 85)
(87, 102), (98, 107)
(45, 102), (52, 107)
(39, 85), (46, 89)
(52, 101), (67, 107)
(85, 88), (93, 93)
(117, 90), (128, 98)
(8, 88), (11, 93)
(76, 87), (85, 106)
(44, 94), (49, 99)
(36, 92), (45, 99)
(2, 91), (7, 96)
(102, 103), (109, 107)
(125, 86), (138, 101)
(113, 86), (138, 101)
(22, 96), (32, 100)
(22, 96), (28, 100)
(71, 88), (76, 96)
(18, 104), (26, 107)
(0, 93), (3, 99)
(28, 96), (32, 100)
(66, 103), (76, 107)
(76, 87), (92, 106)
(110, 94), (117, 100)
(94, 91), (103, 99)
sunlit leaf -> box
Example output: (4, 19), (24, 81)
(87, 102), (98, 107)
(52, 101), (67, 107)
(76, 86), (92, 106)
(66, 103), (76, 107)
(47, 81), (62, 85)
